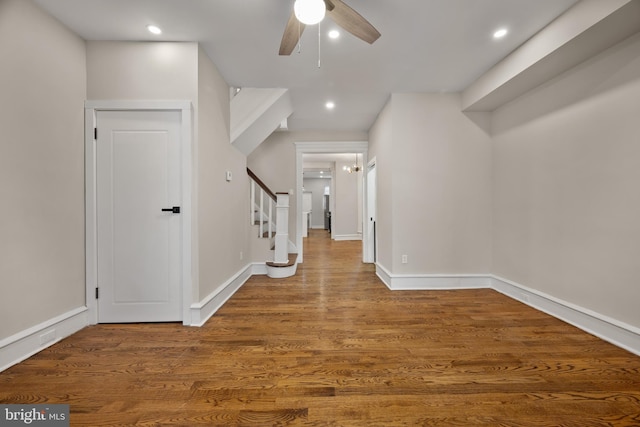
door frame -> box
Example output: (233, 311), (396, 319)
(365, 157), (377, 263)
(85, 100), (193, 325)
(295, 141), (369, 263)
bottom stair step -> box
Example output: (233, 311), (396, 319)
(266, 253), (296, 268)
(265, 253), (298, 279)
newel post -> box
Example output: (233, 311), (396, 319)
(274, 192), (289, 264)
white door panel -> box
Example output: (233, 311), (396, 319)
(97, 110), (182, 322)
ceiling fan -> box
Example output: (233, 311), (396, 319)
(279, 0), (381, 55)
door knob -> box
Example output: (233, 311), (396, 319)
(161, 206), (180, 214)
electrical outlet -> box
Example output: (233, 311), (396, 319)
(401, 254), (408, 264)
(239, 251), (243, 261)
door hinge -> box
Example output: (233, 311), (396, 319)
(94, 128), (97, 140)
(95, 287), (99, 299)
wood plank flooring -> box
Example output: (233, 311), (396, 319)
(2, 229), (640, 426)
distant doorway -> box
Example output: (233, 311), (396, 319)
(302, 171), (331, 238)
(295, 142), (369, 263)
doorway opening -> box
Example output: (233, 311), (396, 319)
(295, 141), (372, 264)
(302, 162), (332, 240)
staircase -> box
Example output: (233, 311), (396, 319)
(248, 168), (297, 278)
(231, 88), (293, 156)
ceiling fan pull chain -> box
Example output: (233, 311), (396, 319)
(298, 19), (302, 54)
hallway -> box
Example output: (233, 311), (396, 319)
(301, 228), (371, 277)
(1, 230), (639, 425)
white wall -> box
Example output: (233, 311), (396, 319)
(369, 93), (493, 274)
(196, 47), (250, 304)
(86, 42), (198, 101)
(492, 32), (640, 329)
(0, 0), (86, 340)
(368, 100), (394, 269)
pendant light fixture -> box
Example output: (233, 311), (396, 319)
(294, 0), (326, 25)
(343, 154), (361, 174)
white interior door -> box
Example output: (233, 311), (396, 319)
(96, 110), (182, 323)
(366, 162), (377, 263)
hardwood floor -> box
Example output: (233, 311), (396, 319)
(2, 229), (640, 426)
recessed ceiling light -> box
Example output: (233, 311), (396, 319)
(325, 101), (335, 110)
(147, 25), (162, 35)
(328, 30), (340, 39)
(493, 28), (508, 39)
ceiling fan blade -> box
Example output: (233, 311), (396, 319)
(279, 10), (306, 55)
(327, 0), (380, 44)
(323, 0), (336, 12)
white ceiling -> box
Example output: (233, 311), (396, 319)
(34, 0), (578, 132)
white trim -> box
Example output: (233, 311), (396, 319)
(295, 141), (369, 263)
(85, 100), (191, 110)
(364, 157), (377, 264)
(373, 265), (640, 356)
(189, 263), (253, 327)
(333, 234), (363, 241)
(375, 264), (490, 290)
(491, 276), (640, 357)
(375, 263), (393, 289)
(0, 307), (88, 372)
(84, 100), (194, 326)
(84, 109), (98, 325)
(266, 263), (298, 279)
(251, 262), (268, 276)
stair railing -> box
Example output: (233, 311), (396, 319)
(247, 168), (276, 239)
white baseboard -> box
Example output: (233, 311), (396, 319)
(375, 263), (490, 290)
(491, 275), (640, 357)
(0, 307), (88, 372)
(251, 262), (268, 275)
(189, 264), (253, 327)
(374, 264), (640, 356)
(333, 234), (362, 241)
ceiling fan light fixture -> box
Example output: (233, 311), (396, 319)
(294, 0), (326, 25)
